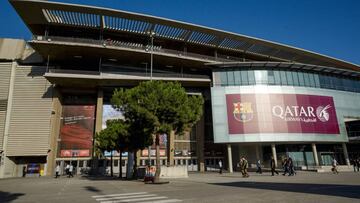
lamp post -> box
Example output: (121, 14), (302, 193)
(147, 30), (155, 81)
(147, 30), (155, 166)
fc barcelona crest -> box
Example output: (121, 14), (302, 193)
(233, 102), (254, 122)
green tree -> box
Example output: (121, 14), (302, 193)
(95, 119), (129, 177)
(111, 81), (204, 182)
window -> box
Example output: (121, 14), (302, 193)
(314, 74), (320, 87)
(274, 70), (281, 85)
(241, 70), (249, 85)
(234, 70), (241, 85)
(248, 70), (255, 85)
(226, 70), (235, 86)
(280, 71), (288, 85)
(255, 70), (268, 84)
(303, 72), (310, 87)
(292, 71), (299, 86)
(286, 71), (294, 85)
(308, 73), (316, 87)
(268, 70), (275, 85)
(220, 71), (227, 86)
(298, 72), (305, 86)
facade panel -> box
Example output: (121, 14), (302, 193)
(0, 62), (12, 150)
(7, 66), (53, 156)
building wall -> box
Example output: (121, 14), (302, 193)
(6, 65), (53, 156)
(212, 85), (360, 143)
(0, 62), (12, 150)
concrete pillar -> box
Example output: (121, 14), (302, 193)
(227, 144), (233, 173)
(46, 88), (62, 176)
(167, 131), (175, 166)
(255, 145), (260, 161)
(196, 114), (205, 172)
(91, 89), (103, 174)
(311, 143), (319, 167)
(342, 143), (350, 166)
(95, 89), (103, 134)
(271, 144), (277, 168)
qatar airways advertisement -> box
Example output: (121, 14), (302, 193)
(226, 94), (340, 134)
(58, 105), (95, 157)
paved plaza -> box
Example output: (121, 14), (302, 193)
(0, 171), (359, 203)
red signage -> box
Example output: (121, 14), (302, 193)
(58, 105), (95, 157)
(226, 94), (340, 134)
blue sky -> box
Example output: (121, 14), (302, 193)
(1, 0), (359, 65)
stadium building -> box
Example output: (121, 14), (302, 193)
(0, 0), (359, 178)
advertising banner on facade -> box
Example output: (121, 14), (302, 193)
(226, 94), (339, 134)
(58, 105), (95, 157)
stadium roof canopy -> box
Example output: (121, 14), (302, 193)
(10, 0), (359, 72)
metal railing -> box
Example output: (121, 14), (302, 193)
(47, 67), (210, 80)
(32, 35), (240, 63)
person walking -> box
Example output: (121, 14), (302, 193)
(332, 157), (339, 174)
(356, 158), (360, 172)
(68, 163), (74, 178)
(241, 157), (249, 178)
(256, 159), (262, 174)
(270, 156), (279, 176)
(288, 157), (295, 176)
(65, 163), (70, 176)
(218, 160), (223, 174)
(282, 158), (289, 176)
(22, 166), (27, 178)
(351, 158), (357, 172)
(55, 164), (60, 178)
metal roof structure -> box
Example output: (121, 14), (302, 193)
(10, 0), (359, 72)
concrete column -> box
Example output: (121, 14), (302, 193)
(46, 88), (62, 176)
(271, 144), (277, 168)
(311, 143), (319, 167)
(95, 89), (103, 134)
(255, 145), (260, 161)
(227, 144), (233, 173)
(91, 89), (103, 174)
(342, 143), (350, 166)
(167, 131), (175, 166)
(196, 114), (205, 172)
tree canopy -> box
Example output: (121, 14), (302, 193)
(111, 80), (204, 181)
(111, 81), (204, 136)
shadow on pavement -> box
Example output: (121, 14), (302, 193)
(80, 175), (143, 182)
(211, 182), (360, 199)
(0, 191), (25, 203)
(84, 186), (102, 193)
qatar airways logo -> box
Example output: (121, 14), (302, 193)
(272, 105), (332, 123)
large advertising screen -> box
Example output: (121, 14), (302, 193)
(226, 94), (339, 134)
(58, 105), (95, 157)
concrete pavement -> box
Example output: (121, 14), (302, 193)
(0, 171), (359, 203)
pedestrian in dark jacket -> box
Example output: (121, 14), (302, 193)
(270, 156), (279, 176)
(282, 158), (289, 176)
(288, 157), (295, 176)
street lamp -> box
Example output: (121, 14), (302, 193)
(147, 30), (156, 81)
(146, 30), (155, 166)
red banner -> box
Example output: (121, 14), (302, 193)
(58, 105), (95, 157)
(226, 94), (339, 134)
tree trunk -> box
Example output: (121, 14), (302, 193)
(154, 134), (161, 182)
(132, 150), (138, 179)
(119, 150), (122, 178)
(110, 152), (113, 177)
